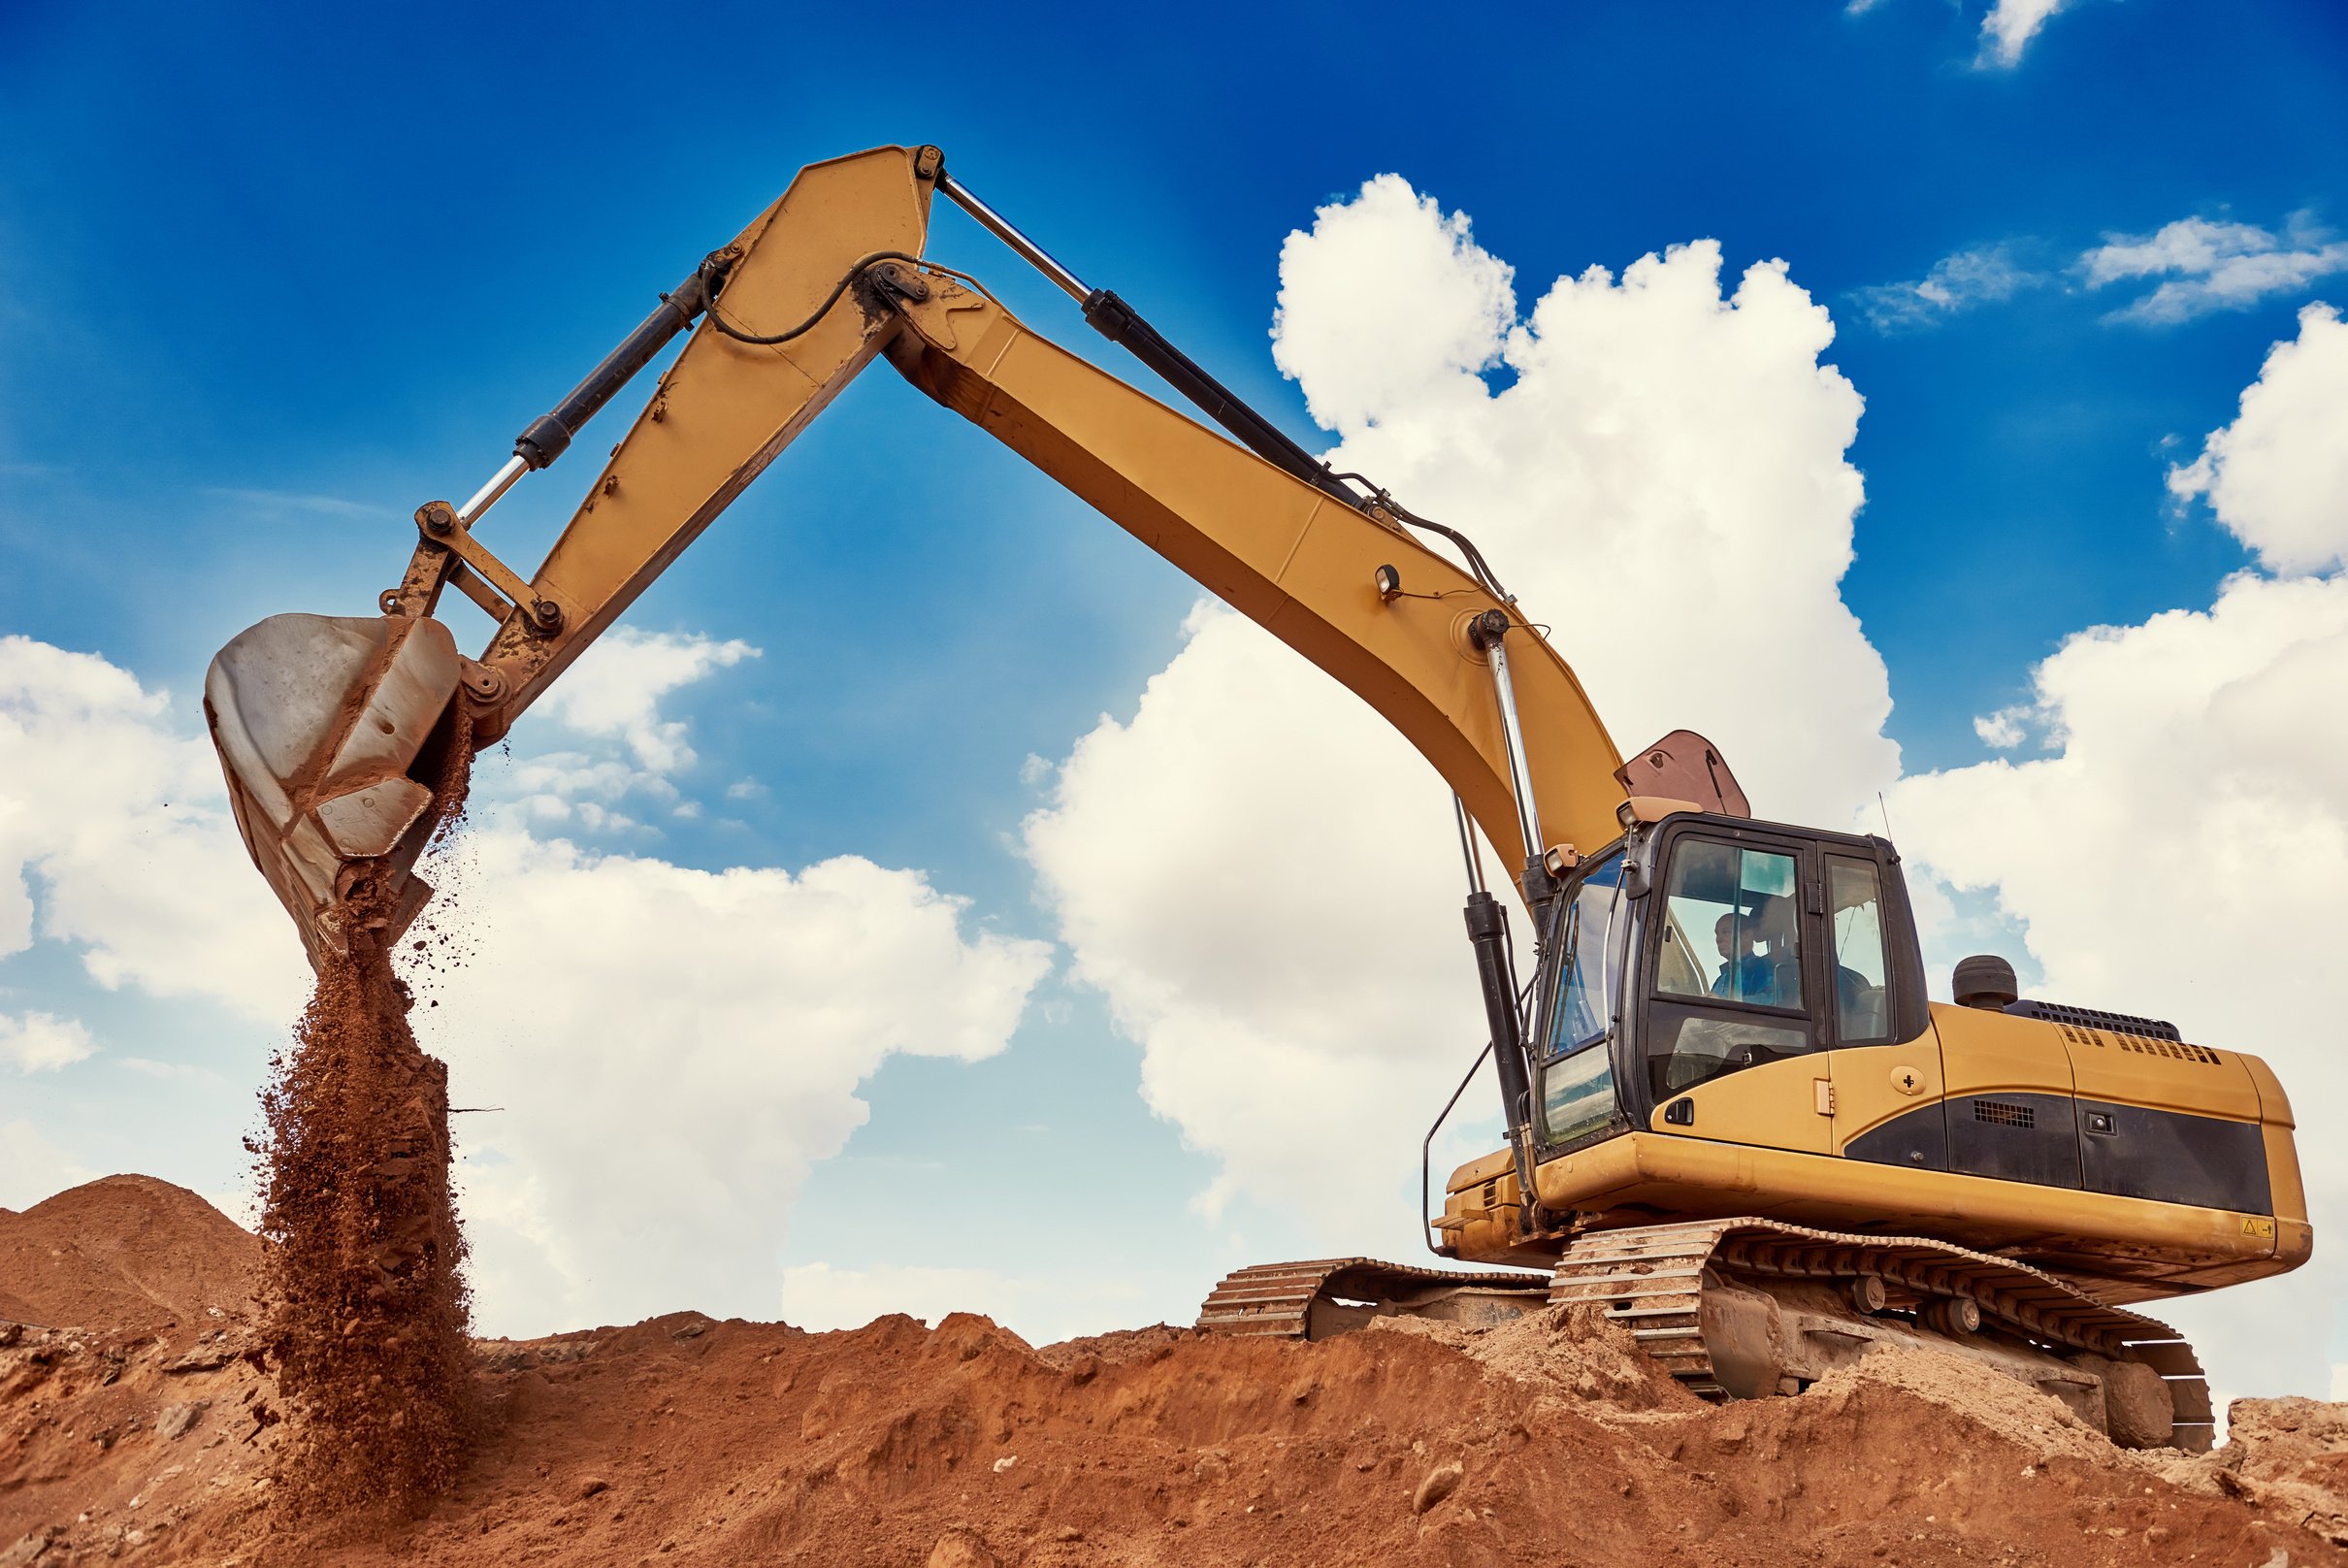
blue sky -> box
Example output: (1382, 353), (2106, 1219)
(6, 1), (2348, 1396)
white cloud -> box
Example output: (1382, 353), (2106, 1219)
(780, 1260), (1144, 1346)
(200, 487), (389, 520)
(0, 636), (308, 1022)
(2083, 216), (2348, 326)
(1972, 707), (2029, 749)
(0, 631), (1050, 1340)
(419, 826), (1052, 1337)
(1026, 179), (1895, 1250)
(0, 1119), (94, 1212)
(0, 1011), (95, 1073)
(1890, 303), (2348, 1397)
(2168, 305), (2348, 574)
(534, 627), (760, 773)
(1853, 245), (2042, 332)
(1269, 173), (1516, 438)
(1978, 0), (2074, 67)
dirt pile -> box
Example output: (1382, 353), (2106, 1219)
(249, 723), (479, 1518)
(0, 1177), (257, 1331)
(6, 1180), (2348, 1567)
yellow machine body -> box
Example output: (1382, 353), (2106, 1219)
(1442, 1001), (2308, 1304)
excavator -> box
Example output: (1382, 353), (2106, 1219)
(203, 144), (2309, 1453)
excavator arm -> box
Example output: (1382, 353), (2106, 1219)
(206, 143), (1660, 969)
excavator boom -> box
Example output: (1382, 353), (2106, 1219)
(206, 144), (1633, 964)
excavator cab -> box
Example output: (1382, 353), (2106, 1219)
(1438, 801), (2306, 1314)
(1527, 812), (1930, 1160)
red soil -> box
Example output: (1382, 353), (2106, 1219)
(5, 1179), (2348, 1566)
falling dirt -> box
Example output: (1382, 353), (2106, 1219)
(5, 1181), (2348, 1567)
(246, 721), (478, 1520)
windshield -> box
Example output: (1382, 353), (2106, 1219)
(1546, 851), (1625, 1055)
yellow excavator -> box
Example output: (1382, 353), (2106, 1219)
(204, 145), (2308, 1452)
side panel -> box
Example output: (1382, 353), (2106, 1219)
(1649, 1051), (1834, 1155)
(1831, 1031), (1948, 1170)
(1930, 1003), (2082, 1188)
(2242, 1055), (2313, 1264)
(1525, 1131), (2296, 1296)
(1948, 1090), (2083, 1190)
(2077, 1099), (2270, 1214)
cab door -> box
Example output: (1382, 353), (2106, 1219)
(1823, 852), (1948, 1169)
(1639, 829), (1834, 1156)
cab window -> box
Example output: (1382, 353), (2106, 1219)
(1654, 840), (1803, 1011)
(1645, 836), (1816, 1097)
(1828, 857), (1891, 1044)
(1547, 853), (1624, 1055)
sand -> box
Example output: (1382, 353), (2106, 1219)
(3, 1179), (2346, 1567)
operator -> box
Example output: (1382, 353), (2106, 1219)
(1712, 913), (1777, 1006)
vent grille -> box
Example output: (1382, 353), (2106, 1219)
(2013, 1000), (2221, 1063)
(2118, 1036), (2222, 1065)
(1973, 1098), (2037, 1129)
(2006, 999), (2181, 1041)
(1480, 1180), (1499, 1210)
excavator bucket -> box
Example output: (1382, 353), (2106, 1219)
(204, 613), (466, 970)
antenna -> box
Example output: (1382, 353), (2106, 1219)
(1876, 791), (1895, 838)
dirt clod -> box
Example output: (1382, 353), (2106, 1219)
(925, 1527), (999, 1568)
(1412, 1460), (1464, 1514)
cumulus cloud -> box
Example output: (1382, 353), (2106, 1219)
(1270, 174), (1516, 437)
(0, 631), (1050, 1338)
(2168, 305), (2348, 573)
(1026, 178), (1895, 1249)
(1888, 302), (2348, 1395)
(1977, 0), (2074, 67)
(1852, 245), (2042, 332)
(0, 1011), (95, 1073)
(412, 835), (1050, 1337)
(0, 1120), (94, 1212)
(1972, 707), (2030, 749)
(0, 636), (309, 1022)
(2084, 216), (2348, 326)
(534, 627), (760, 773)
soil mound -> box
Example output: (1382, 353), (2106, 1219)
(7, 1182), (2348, 1566)
(0, 1175), (258, 1331)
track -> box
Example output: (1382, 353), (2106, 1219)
(1201, 1221), (2214, 1451)
(1544, 1219), (2212, 1448)
(1196, 1258), (1549, 1340)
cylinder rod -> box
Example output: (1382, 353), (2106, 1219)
(1481, 622), (1546, 869)
(1464, 888), (1540, 1214)
(456, 453), (529, 526)
(1452, 792), (1487, 897)
(937, 172), (1091, 303)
